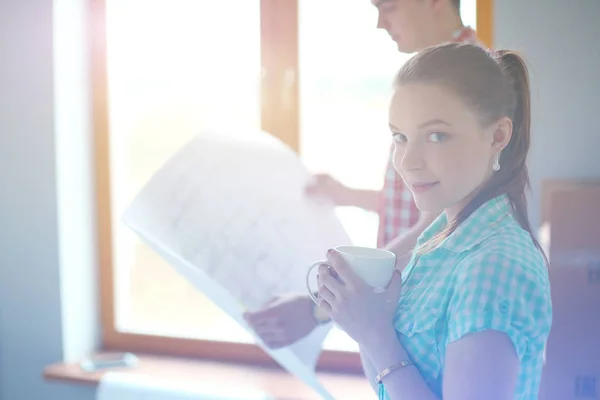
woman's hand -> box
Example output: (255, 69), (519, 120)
(316, 248), (403, 345)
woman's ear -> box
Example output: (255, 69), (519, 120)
(491, 116), (513, 152)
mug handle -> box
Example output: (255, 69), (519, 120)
(306, 260), (331, 305)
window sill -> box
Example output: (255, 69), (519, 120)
(44, 352), (374, 399)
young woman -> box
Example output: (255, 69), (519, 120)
(243, 1), (483, 348)
(316, 43), (553, 400)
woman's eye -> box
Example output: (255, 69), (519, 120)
(392, 133), (406, 143)
(428, 131), (447, 143)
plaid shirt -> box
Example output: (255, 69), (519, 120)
(377, 26), (485, 248)
(378, 195), (553, 399)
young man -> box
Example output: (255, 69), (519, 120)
(243, 0), (485, 350)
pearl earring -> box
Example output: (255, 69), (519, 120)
(492, 153), (501, 171)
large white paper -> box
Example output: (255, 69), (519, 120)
(122, 128), (353, 400)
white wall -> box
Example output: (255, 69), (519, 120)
(494, 0), (600, 230)
(0, 1), (598, 400)
(0, 0), (97, 399)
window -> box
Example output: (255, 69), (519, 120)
(96, 0), (491, 370)
(299, 0), (404, 352)
(106, 0), (262, 341)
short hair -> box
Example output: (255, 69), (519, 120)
(452, 0), (460, 11)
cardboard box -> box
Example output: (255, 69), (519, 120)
(540, 263), (600, 400)
(538, 181), (600, 400)
(541, 182), (600, 262)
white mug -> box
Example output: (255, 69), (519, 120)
(306, 245), (397, 304)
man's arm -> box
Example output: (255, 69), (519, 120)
(337, 188), (380, 212)
(305, 174), (380, 212)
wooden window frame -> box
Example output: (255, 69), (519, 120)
(476, 0), (494, 49)
(94, 0), (493, 375)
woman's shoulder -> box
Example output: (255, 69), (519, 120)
(453, 220), (550, 293)
(446, 220), (553, 349)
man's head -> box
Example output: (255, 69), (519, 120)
(372, 0), (462, 53)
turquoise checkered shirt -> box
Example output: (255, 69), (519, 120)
(377, 195), (552, 399)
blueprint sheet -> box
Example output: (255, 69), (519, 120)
(122, 128), (353, 400)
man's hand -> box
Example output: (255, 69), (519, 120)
(305, 173), (379, 211)
(305, 173), (349, 205)
(243, 294), (320, 349)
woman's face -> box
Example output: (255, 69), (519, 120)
(389, 83), (511, 219)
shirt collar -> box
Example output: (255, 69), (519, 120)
(451, 25), (486, 47)
(416, 195), (513, 254)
